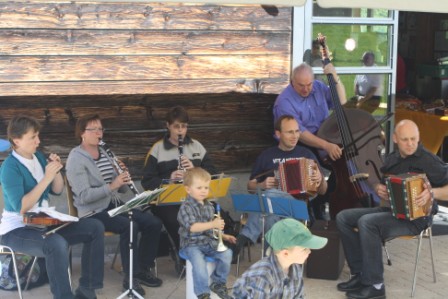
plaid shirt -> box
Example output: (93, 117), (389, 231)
(232, 253), (304, 299)
(177, 195), (218, 249)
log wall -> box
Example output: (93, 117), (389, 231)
(0, 2), (293, 177)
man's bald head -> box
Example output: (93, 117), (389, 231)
(393, 119), (420, 157)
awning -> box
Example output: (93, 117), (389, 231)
(21, 0), (448, 13)
(317, 0), (448, 14)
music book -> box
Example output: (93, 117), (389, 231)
(29, 206), (79, 222)
(157, 175), (232, 205)
(108, 188), (166, 217)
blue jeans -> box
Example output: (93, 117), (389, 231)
(240, 189), (294, 244)
(92, 206), (162, 275)
(181, 244), (232, 296)
(336, 207), (421, 285)
(1, 217), (104, 299)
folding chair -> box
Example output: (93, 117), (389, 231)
(383, 226), (436, 297)
(0, 244), (38, 299)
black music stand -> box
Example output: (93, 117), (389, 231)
(110, 188), (166, 299)
(231, 189), (309, 257)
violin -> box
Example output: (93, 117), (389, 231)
(23, 212), (66, 226)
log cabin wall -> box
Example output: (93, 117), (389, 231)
(0, 2), (293, 178)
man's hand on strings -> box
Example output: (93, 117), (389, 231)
(324, 142), (342, 161)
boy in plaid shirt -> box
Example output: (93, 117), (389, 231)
(177, 168), (236, 299)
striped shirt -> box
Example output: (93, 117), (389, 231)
(95, 152), (115, 184)
(232, 253), (304, 299)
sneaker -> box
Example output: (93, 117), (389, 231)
(136, 270), (163, 287)
(210, 282), (232, 299)
(197, 293), (211, 299)
(123, 278), (145, 296)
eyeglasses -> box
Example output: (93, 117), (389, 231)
(172, 123), (188, 129)
(85, 128), (106, 133)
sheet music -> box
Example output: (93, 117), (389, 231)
(108, 188), (166, 217)
(29, 206), (79, 222)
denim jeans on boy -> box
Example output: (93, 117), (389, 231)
(336, 206), (421, 285)
(1, 217), (104, 299)
(181, 244), (232, 296)
(239, 189), (295, 244)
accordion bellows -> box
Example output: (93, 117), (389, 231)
(385, 173), (433, 220)
(277, 158), (318, 198)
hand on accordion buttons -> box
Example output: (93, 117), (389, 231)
(375, 184), (389, 201)
(415, 185), (431, 207)
(263, 177), (278, 189)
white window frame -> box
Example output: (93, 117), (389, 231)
(293, 1), (399, 152)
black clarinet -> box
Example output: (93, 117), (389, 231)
(98, 139), (140, 195)
(178, 134), (185, 171)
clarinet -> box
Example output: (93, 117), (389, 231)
(178, 134), (185, 171)
(98, 139), (140, 195)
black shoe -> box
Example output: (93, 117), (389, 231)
(123, 278), (146, 296)
(210, 282), (232, 299)
(136, 270), (163, 287)
(197, 293), (211, 299)
(346, 285), (386, 299)
(337, 274), (363, 292)
(231, 234), (251, 264)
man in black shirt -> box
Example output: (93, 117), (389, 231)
(336, 119), (448, 299)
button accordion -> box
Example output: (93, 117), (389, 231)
(385, 173), (433, 220)
(276, 158), (319, 198)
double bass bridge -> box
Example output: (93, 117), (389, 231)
(349, 173), (369, 183)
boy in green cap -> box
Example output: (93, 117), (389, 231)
(232, 218), (328, 299)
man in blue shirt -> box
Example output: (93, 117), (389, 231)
(273, 63), (347, 220)
(273, 63), (346, 161)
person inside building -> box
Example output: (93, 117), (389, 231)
(351, 51), (384, 113)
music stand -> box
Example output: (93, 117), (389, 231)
(232, 189), (309, 257)
(156, 174), (233, 205)
(110, 188), (166, 299)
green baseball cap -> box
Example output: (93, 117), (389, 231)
(265, 218), (328, 251)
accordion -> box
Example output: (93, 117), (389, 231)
(277, 158), (319, 198)
(385, 173), (433, 220)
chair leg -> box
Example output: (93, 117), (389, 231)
(23, 256), (38, 291)
(428, 228), (436, 283)
(383, 240), (392, 266)
(411, 231), (424, 297)
(10, 250), (24, 299)
(236, 252), (241, 277)
(110, 242), (120, 271)
(175, 265), (186, 287)
(154, 258), (158, 277)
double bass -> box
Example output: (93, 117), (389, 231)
(316, 34), (385, 219)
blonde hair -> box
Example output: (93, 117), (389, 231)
(183, 167), (211, 187)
